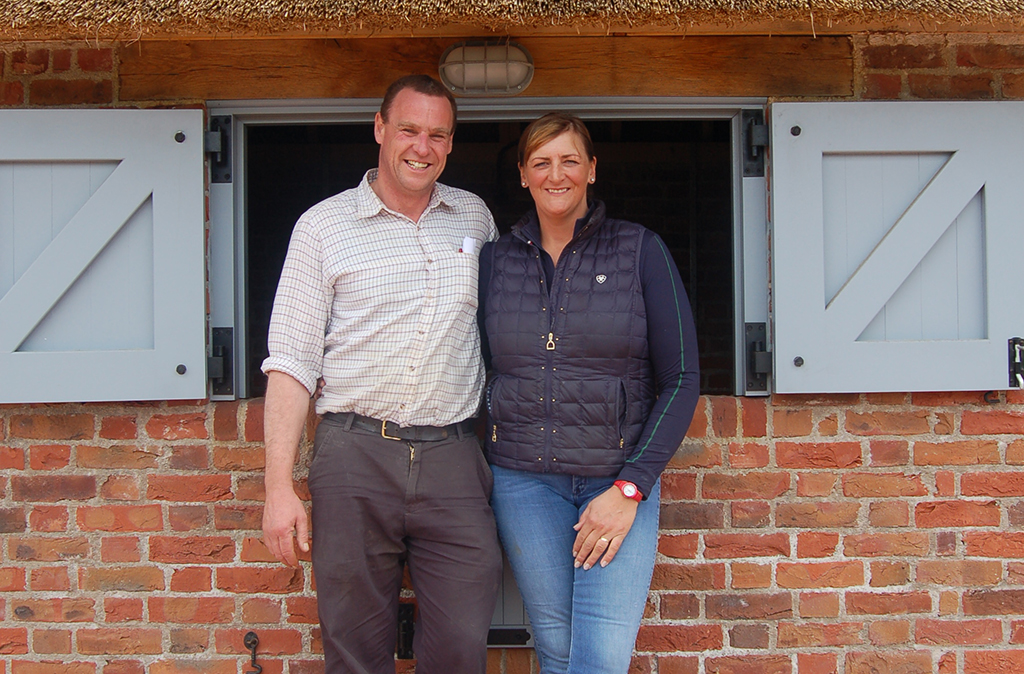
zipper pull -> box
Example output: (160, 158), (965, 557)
(546, 332), (556, 351)
(619, 437), (624, 449)
(491, 425), (497, 442)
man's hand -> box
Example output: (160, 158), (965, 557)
(262, 484), (310, 567)
(572, 486), (639, 570)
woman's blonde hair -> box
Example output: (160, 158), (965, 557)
(517, 112), (595, 166)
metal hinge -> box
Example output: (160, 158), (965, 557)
(396, 603), (415, 659)
(742, 109), (768, 178)
(1010, 338), (1024, 388)
(745, 322), (771, 393)
(206, 115), (232, 183)
(208, 327), (234, 396)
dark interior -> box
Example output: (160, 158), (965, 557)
(246, 119), (734, 397)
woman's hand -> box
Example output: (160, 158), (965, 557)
(572, 486), (639, 570)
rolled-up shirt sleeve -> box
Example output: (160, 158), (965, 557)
(261, 217), (333, 396)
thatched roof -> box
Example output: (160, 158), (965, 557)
(2, 0), (1022, 38)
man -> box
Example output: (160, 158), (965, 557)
(261, 74), (501, 674)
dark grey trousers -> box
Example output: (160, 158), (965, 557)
(308, 414), (502, 674)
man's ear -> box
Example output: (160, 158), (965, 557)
(373, 112), (385, 144)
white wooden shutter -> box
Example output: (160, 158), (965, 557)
(0, 110), (205, 403)
(770, 102), (1024, 393)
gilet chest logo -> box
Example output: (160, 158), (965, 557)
(595, 274), (607, 284)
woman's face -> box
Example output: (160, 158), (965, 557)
(520, 130), (596, 226)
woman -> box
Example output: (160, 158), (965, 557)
(479, 112), (700, 673)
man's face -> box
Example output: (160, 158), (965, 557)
(374, 88), (454, 201)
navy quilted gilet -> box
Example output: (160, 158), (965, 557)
(483, 202), (655, 476)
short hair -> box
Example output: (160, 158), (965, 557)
(380, 75), (458, 132)
(518, 112), (595, 166)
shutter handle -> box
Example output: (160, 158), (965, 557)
(176, 364), (187, 375)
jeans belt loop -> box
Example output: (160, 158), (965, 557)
(343, 412), (355, 431)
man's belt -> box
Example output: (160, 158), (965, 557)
(325, 412), (475, 442)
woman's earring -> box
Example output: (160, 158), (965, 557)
(589, 177), (595, 183)
(522, 181), (528, 188)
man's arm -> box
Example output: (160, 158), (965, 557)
(262, 371), (314, 567)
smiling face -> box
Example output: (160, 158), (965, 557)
(373, 87), (455, 209)
(520, 130), (597, 227)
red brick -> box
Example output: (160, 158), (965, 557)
(171, 567), (212, 592)
(99, 416), (138, 440)
(846, 411), (930, 435)
(777, 562), (863, 588)
(636, 625), (722, 652)
(10, 414), (93, 440)
(705, 655), (791, 674)
(965, 651), (1024, 673)
(10, 49), (49, 75)
(149, 597), (235, 624)
(104, 598), (143, 622)
(705, 533), (789, 558)
(730, 562), (771, 589)
(731, 501), (770, 528)
(966, 532), (1024, 557)
(0, 82), (25, 106)
(150, 536), (234, 563)
(916, 618), (1001, 645)
(169, 446), (209, 470)
(797, 653), (837, 674)
(0, 507), (26, 533)
(800, 592), (840, 618)
(0, 447), (25, 469)
(729, 623), (769, 649)
(778, 621), (862, 647)
(145, 413), (208, 440)
(241, 537), (279, 563)
(740, 398), (766, 437)
(918, 560), (1002, 586)
(703, 472), (789, 499)
(777, 442), (862, 468)
(846, 591), (931, 615)
(101, 475), (141, 501)
(102, 661), (144, 674)
(33, 628), (72, 654)
(963, 589), (1024, 614)
(662, 472), (697, 499)
(1013, 621), (1024, 644)
(660, 502), (725, 529)
(864, 44), (944, 69)
(658, 534), (698, 559)
(869, 500), (909, 527)
(9, 536), (89, 561)
(12, 662), (95, 674)
(870, 439), (909, 466)
(101, 537), (141, 563)
(844, 532), (929, 557)
(30, 567), (70, 591)
(963, 410), (1024, 435)
(935, 470), (955, 496)
(777, 502), (859, 528)
(149, 661), (235, 674)
(916, 500), (999, 528)
(707, 592), (791, 620)
(77, 505), (162, 532)
(214, 447), (266, 471)
(215, 628), (302, 655)
(0, 628), (29, 654)
(869, 620), (910, 645)
(77, 48), (113, 72)
(958, 44), (1024, 68)
(79, 566), (164, 592)
(77, 629), (161, 655)
(10, 598), (95, 622)
(797, 473), (837, 497)
(817, 414), (838, 436)
(216, 567), (304, 594)
(685, 397), (708, 438)
(169, 505), (209, 531)
(773, 409), (813, 437)
(1008, 439), (1024, 465)
(281, 596), (316, 624)
(963, 472), (1024, 496)
(652, 563), (726, 591)
(864, 73), (902, 99)
(147, 475), (232, 502)
(870, 560), (910, 587)
(913, 391), (989, 405)
(244, 398), (266, 442)
(669, 441), (722, 468)
(78, 445), (158, 469)
(11, 475), (96, 502)
(934, 412), (954, 434)
(0, 567), (27, 592)
(661, 593), (700, 619)
(915, 440), (1000, 465)
(798, 532), (839, 558)
(29, 445), (70, 470)
(728, 443), (768, 468)
(710, 397), (738, 437)
(213, 401), (239, 441)
(843, 473), (927, 497)
(1006, 73), (1024, 97)
(168, 627), (209, 654)
(243, 597), (283, 623)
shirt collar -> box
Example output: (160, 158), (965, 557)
(354, 169), (455, 221)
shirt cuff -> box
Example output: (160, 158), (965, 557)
(260, 357), (319, 396)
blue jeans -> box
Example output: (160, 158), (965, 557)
(490, 465), (660, 674)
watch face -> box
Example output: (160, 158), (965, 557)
(622, 483), (637, 497)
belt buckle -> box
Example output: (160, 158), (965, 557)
(380, 420), (402, 441)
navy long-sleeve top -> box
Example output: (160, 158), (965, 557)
(478, 208), (700, 498)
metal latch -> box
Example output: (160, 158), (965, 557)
(742, 110), (768, 178)
(206, 115), (232, 183)
(745, 322), (771, 393)
(1010, 338), (1024, 388)
(209, 327), (233, 396)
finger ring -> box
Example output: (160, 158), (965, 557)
(599, 537), (609, 543)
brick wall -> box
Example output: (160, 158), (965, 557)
(2, 393), (1024, 673)
(1, 32), (1024, 674)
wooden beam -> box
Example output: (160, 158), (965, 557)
(119, 35), (852, 101)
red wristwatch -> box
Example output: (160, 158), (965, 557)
(614, 480), (643, 502)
